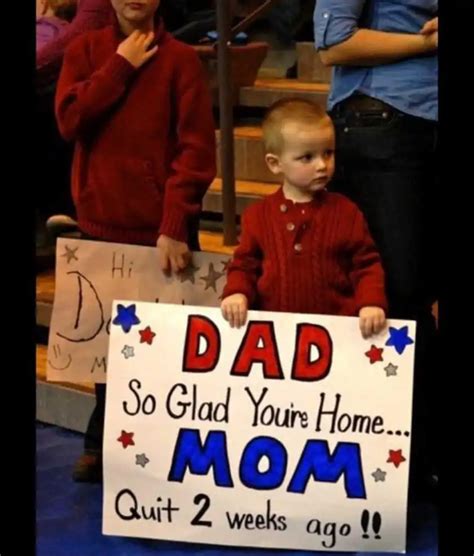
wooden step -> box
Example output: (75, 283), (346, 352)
(239, 78), (329, 108)
(216, 126), (275, 183)
(36, 343), (96, 432)
(258, 49), (297, 79)
(199, 229), (238, 255)
(203, 177), (279, 215)
(296, 42), (332, 84)
(36, 270), (55, 327)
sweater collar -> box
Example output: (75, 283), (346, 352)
(112, 14), (169, 46)
(273, 186), (327, 211)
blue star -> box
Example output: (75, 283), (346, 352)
(385, 326), (414, 355)
(112, 304), (141, 333)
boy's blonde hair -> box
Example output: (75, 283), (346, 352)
(262, 98), (331, 154)
(49, 0), (77, 21)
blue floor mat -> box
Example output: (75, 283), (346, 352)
(36, 422), (437, 556)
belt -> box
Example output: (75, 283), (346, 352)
(334, 94), (396, 115)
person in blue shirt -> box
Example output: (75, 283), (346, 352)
(313, 0), (438, 499)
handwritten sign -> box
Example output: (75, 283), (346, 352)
(47, 238), (230, 382)
(103, 302), (415, 553)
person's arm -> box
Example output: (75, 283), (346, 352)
(314, 0), (437, 67)
(158, 47), (216, 244)
(55, 32), (157, 141)
(36, 0), (113, 86)
(222, 208), (262, 310)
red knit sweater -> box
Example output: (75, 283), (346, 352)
(55, 18), (216, 245)
(223, 188), (387, 316)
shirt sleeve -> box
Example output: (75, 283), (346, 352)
(314, 0), (367, 50)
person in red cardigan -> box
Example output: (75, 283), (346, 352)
(221, 99), (386, 338)
(55, 0), (216, 481)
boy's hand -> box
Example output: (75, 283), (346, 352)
(156, 235), (191, 273)
(221, 294), (248, 329)
(359, 306), (386, 339)
(117, 30), (158, 69)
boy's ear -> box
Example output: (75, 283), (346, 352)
(265, 153), (282, 175)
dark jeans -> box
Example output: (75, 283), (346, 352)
(83, 223), (201, 453)
(85, 383), (107, 453)
(330, 95), (439, 482)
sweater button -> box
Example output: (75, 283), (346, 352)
(280, 204), (288, 213)
(286, 222), (295, 231)
(294, 243), (303, 252)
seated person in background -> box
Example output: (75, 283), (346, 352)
(37, 0), (78, 52)
(37, 0), (113, 88)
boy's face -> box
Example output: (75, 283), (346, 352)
(267, 120), (336, 193)
(110, 0), (160, 26)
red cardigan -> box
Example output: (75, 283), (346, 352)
(55, 18), (216, 245)
(223, 188), (387, 316)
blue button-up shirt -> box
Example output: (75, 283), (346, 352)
(314, 0), (438, 121)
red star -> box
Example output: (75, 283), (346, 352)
(387, 449), (406, 468)
(365, 345), (384, 364)
(139, 326), (156, 345)
(117, 430), (135, 449)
